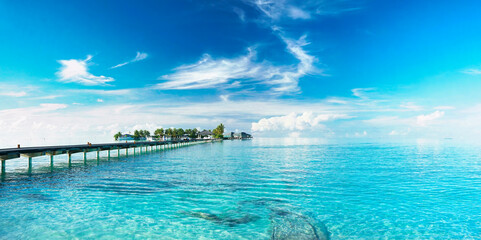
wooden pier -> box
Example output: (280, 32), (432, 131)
(0, 139), (213, 175)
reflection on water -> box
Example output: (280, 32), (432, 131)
(1, 139), (481, 239)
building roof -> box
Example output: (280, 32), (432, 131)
(199, 130), (213, 136)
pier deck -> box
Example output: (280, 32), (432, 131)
(0, 139), (213, 174)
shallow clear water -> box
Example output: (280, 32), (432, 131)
(1, 139), (481, 239)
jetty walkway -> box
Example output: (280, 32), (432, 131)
(0, 139), (214, 174)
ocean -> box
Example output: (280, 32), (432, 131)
(0, 138), (480, 239)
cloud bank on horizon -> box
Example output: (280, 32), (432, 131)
(1, 0), (481, 146)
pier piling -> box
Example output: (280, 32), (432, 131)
(28, 157), (32, 174)
(0, 139), (214, 175)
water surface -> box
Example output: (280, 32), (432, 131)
(1, 139), (480, 239)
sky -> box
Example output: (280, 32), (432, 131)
(1, 0), (481, 146)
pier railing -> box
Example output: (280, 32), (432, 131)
(0, 139), (218, 174)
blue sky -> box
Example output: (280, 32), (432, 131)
(1, 0), (481, 146)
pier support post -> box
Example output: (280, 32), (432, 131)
(97, 149), (100, 163)
(134, 147), (136, 156)
(1, 160), (5, 175)
(117, 147), (120, 158)
(84, 151), (87, 165)
(126, 148), (128, 157)
(68, 153), (72, 168)
(50, 155), (54, 169)
(108, 150), (110, 161)
(28, 157), (32, 174)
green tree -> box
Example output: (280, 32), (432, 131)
(213, 123), (225, 139)
(144, 130), (151, 137)
(185, 128), (198, 139)
(154, 128), (164, 138)
(165, 128), (173, 139)
(133, 130), (140, 140)
(114, 132), (122, 141)
(176, 128), (184, 139)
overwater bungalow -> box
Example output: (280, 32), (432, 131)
(198, 130), (214, 139)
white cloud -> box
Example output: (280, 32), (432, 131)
(0, 91), (27, 97)
(73, 89), (132, 96)
(37, 103), (68, 112)
(364, 116), (403, 126)
(247, 0), (359, 21)
(157, 34), (316, 94)
(111, 52), (148, 69)
(250, 0), (312, 20)
(434, 106), (455, 110)
(57, 55), (114, 85)
(389, 128), (411, 136)
(233, 7), (246, 22)
(461, 68), (481, 75)
(251, 112), (350, 132)
(0, 103), (67, 116)
(400, 102), (423, 111)
(416, 111), (444, 126)
(354, 131), (367, 137)
(287, 6), (311, 19)
(97, 98), (104, 103)
(288, 131), (301, 138)
(220, 95), (230, 102)
(30, 95), (62, 100)
(326, 98), (349, 104)
(351, 87), (376, 98)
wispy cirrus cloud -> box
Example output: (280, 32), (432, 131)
(246, 0), (361, 21)
(461, 68), (481, 75)
(251, 0), (311, 20)
(72, 89), (132, 96)
(364, 110), (445, 128)
(57, 55), (114, 86)
(434, 106), (455, 110)
(111, 52), (148, 69)
(156, 34), (316, 93)
(351, 87), (376, 98)
(0, 91), (27, 97)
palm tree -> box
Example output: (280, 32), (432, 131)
(134, 130), (141, 140)
(114, 132), (122, 141)
(165, 128), (173, 139)
(154, 128), (164, 140)
(213, 123), (225, 138)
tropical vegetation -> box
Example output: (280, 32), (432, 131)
(114, 123), (226, 141)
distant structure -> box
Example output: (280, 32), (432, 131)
(198, 130), (214, 139)
(234, 132), (252, 139)
(223, 132), (252, 140)
(223, 132), (234, 139)
(119, 134), (136, 141)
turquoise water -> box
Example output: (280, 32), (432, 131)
(1, 139), (481, 239)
